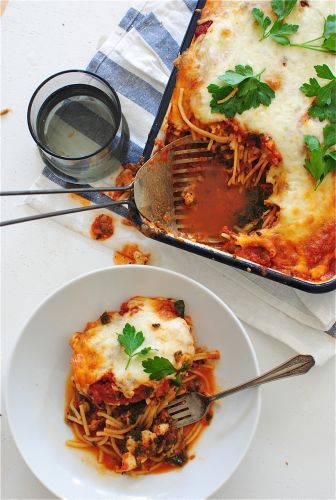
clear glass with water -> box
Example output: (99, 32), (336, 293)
(28, 70), (128, 183)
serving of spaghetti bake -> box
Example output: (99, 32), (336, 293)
(66, 296), (220, 474)
(161, 0), (335, 283)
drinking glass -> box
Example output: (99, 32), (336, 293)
(27, 70), (129, 183)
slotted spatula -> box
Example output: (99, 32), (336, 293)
(0, 136), (213, 229)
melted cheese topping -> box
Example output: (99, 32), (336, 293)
(70, 297), (195, 398)
(167, 0), (335, 281)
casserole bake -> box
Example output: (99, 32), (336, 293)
(157, 0), (335, 285)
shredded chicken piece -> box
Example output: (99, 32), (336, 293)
(120, 452), (137, 472)
(183, 190), (195, 207)
(141, 430), (157, 447)
(114, 244), (150, 265)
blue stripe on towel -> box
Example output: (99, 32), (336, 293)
(126, 140), (144, 163)
(87, 53), (162, 116)
(183, 0), (198, 11)
(119, 9), (180, 70)
(118, 7), (142, 31)
(134, 12), (179, 70)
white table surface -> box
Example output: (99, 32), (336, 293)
(1, 2), (335, 499)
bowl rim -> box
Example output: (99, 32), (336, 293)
(6, 264), (261, 499)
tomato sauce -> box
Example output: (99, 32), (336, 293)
(236, 244), (272, 267)
(180, 169), (248, 235)
(89, 373), (156, 405)
(303, 221), (335, 267)
(194, 20), (213, 38)
(154, 299), (177, 320)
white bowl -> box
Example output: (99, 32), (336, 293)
(6, 265), (260, 499)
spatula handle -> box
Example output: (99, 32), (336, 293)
(0, 200), (130, 226)
(0, 183), (134, 196)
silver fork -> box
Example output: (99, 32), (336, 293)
(167, 354), (315, 428)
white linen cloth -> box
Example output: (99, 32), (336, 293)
(26, 0), (335, 365)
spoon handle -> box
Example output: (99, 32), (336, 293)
(209, 354), (315, 402)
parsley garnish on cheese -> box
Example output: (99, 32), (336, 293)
(117, 323), (156, 369)
(300, 65), (336, 188)
(300, 65), (336, 124)
(208, 65), (275, 118)
(252, 0), (299, 45)
(252, 1), (335, 54)
(303, 125), (336, 189)
(142, 357), (189, 387)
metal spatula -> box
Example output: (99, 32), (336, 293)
(0, 136), (213, 229)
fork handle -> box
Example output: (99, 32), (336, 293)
(208, 354), (315, 402)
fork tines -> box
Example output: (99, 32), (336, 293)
(166, 395), (196, 428)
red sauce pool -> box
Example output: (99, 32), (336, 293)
(181, 170), (248, 235)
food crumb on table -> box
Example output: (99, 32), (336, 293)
(90, 214), (114, 240)
(114, 243), (150, 265)
(0, 107), (12, 116)
(68, 193), (91, 206)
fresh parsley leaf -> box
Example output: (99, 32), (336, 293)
(304, 147), (325, 188)
(322, 15), (336, 53)
(180, 362), (189, 372)
(252, 2), (335, 54)
(309, 103), (336, 124)
(208, 65), (275, 118)
(252, 8), (271, 37)
(300, 65), (336, 124)
(174, 300), (185, 318)
(304, 135), (320, 151)
(118, 324), (144, 357)
(315, 64), (335, 80)
(118, 324), (156, 369)
(323, 13), (336, 37)
(304, 125), (336, 188)
(268, 19), (299, 45)
(300, 78), (321, 97)
(219, 64), (254, 85)
(138, 347), (153, 356)
(322, 33), (336, 53)
(317, 81), (336, 106)
(271, 0), (297, 20)
(323, 123), (336, 150)
(252, 1), (299, 43)
(142, 356), (177, 381)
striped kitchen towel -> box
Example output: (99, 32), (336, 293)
(26, 0), (335, 364)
